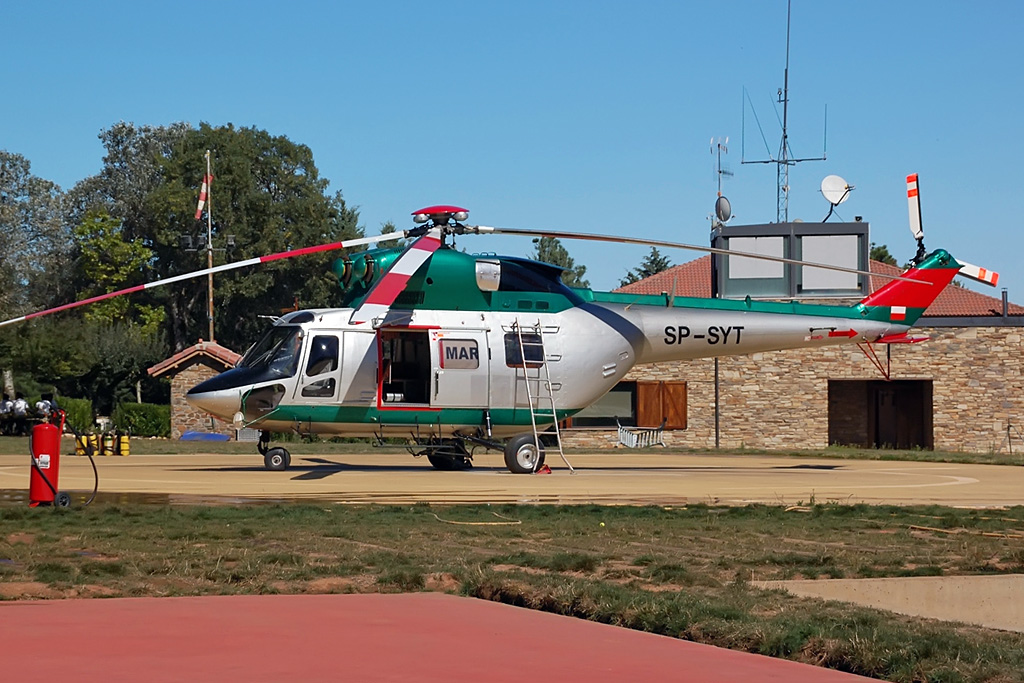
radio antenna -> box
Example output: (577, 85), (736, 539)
(741, 0), (827, 222)
(710, 137), (733, 228)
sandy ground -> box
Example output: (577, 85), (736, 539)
(4, 449), (1024, 507)
(4, 448), (1024, 632)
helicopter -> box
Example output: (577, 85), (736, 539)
(0, 175), (999, 474)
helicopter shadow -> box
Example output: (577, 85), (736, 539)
(177, 459), (844, 482)
(177, 457), (509, 481)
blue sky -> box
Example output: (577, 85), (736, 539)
(4, 1), (1022, 298)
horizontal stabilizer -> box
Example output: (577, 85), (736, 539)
(875, 333), (929, 344)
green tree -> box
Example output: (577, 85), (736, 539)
(870, 242), (898, 266)
(0, 151), (72, 399)
(73, 323), (169, 414)
(530, 237), (589, 288)
(619, 247), (672, 286)
(0, 151), (71, 316)
(143, 123), (363, 352)
(73, 209), (164, 335)
(78, 122), (190, 239)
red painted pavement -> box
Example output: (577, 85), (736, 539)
(0, 593), (874, 682)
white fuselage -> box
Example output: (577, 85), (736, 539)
(187, 300), (906, 440)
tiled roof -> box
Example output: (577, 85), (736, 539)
(147, 339), (242, 378)
(614, 256), (1022, 318)
(616, 256), (713, 298)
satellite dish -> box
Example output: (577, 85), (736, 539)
(820, 175), (853, 206)
(715, 196), (732, 223)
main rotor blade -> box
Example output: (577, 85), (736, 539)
(469, 225), (926, 285)
(0, 230), (413, 329)
(350, 229), (443, 324)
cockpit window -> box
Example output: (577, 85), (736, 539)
(239, 325), (303, 378)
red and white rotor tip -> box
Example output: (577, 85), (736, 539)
(957, 260), (999, 287)
(906, 173), (924, 241)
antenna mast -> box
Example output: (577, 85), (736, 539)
(742, 0), (826, 222)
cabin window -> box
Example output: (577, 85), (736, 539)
(504, 333), (544, 368)
(305, 335), (339, 376)
(301, 378), (336, 398)
(439, 339), (479, 369)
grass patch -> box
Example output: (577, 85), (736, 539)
(491, 551), (600, 573)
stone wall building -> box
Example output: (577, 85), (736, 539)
(147, 340), (241, 439)
(561, 257), (1024, 453)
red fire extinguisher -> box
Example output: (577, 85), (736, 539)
(30, 411), (70, 508)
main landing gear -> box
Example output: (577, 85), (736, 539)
(258, 431), (291, 471)
(413, 438), (473, 471)
(503, 433), (546, 474)
(417, 432), (547, 474)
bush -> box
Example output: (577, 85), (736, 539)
(60, 397), (94, 433)
(112, 402), (170, 437)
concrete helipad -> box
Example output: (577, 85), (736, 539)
(3, 449), (1024, 507)
(757, 575), (1024, 632)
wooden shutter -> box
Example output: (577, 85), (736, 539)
(636, 380), (687, 429)
(636, 381), (663, 427)
(661, 381), (687, 430)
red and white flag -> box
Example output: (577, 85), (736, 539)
(195, 174), (212, 220)
(891, 305), (907, 321)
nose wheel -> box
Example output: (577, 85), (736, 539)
(263, 447), (291, 471)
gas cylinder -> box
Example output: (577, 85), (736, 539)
(29, 422), (62, 507)
(102, 433), (114, 456)
(115, 432), (130, 456)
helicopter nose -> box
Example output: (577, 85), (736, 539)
(185, 386), (241, 421)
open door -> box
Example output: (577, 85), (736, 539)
(378, 329), (432, 405)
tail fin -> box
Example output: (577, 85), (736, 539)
(858, 250), (960, 325)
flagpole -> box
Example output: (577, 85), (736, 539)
(205, 150), (214, 342)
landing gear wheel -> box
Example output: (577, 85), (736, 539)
(55, 492), (71, 508)
(427, 454), (473, 470)
(503, 434), (546, 474)
(264, 447), (291, 471)
(257, 431), (270, 456)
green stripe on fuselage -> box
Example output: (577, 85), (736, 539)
(266, 404), (577, 428)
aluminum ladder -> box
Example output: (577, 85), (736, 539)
(514, 319), (574, 473)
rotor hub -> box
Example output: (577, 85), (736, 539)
(411, 205), (469, 228)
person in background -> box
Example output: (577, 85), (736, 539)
(12, 393), (30, 436)
(35, 397), (52, 418)
(0, 393), (12, 436)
